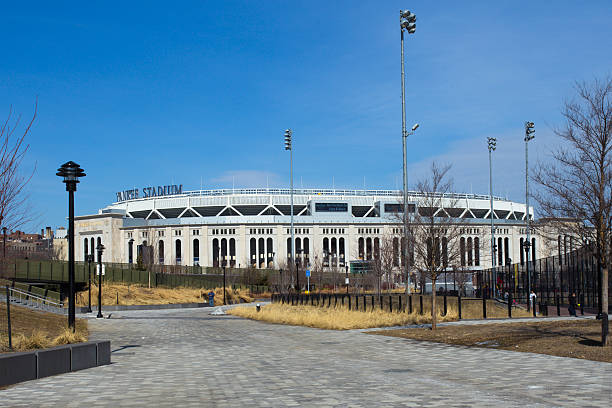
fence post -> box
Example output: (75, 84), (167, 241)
(371, 295), (374, 311)
(443, 294), (447, 316)
(458, 293), (462, 320)
(398, 295), (402, 312)
(5, 286), (12, 349)
(532, 297), (536, 317)
(508, 293), (512, 318)
(482, 293), (487, 319)
(341, 294), (344, 306)
(419, 295), (423, 314)
(409, 295), (413, 314)
(388, 295), (392, 313)
(348, 295), (352, 310)
(356, 295), (359, 311)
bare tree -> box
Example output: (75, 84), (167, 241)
(533, 77), (611, 346)
(0, 102), (36, 231)
(371, 235), (396, 296)
(410, 163), (466, 329)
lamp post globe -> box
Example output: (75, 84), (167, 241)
(56, 161), (86, 330)
(96, 243), (105, 318)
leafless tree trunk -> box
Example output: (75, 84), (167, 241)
(0, 102), (36, 232)
(534, 77), (611, 346)
(411, 163), (466, 329)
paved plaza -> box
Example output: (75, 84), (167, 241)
(1, 306), (611, 407)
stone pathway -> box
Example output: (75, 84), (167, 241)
(1, 306), (610, 407)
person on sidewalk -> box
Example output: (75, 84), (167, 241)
(529, 290), (537, 311)
(568, 292), (578, 317)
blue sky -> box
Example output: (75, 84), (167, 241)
(2, 1), (611, 231)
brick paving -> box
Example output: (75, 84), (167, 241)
(1, 306), (610, 407)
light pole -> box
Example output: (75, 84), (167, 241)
(400, 8), (417, 297)
(345, 265), (349, 294)
(523, 240), (531, 310)
(96, 243), (104, 318)
(524, 121), (535, 299)
(56, 161), (86, 330)
(86, 254), (93, 313)
(487, 138), (497, 295)
(284, 129), (297, 292)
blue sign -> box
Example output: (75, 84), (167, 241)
(305, 269), (310, 278)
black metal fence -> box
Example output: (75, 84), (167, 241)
(477, 249), (611, 314)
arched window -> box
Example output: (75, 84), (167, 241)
(265, 237), (272, 268)
(250, 238), (257, 267)
(213, 238), (219, 267)
(497, 237), (503, 266)
(323, 237), (329, 265)
(90, 237), (94, 259)
(303, 237), (310, 265)
(339, 237), (345, 267)
(519, 238), (524, 265)
(373, 237), (380, 261)
(358, 237), (365, 260)
(230, 238), (236, 267)
(84, 238), (88, 261)
(128, 239), (134, 264)
(193, 238), (200, 265)
(296, 238), (302, 266)
(96, 237), (102, 262)
(158, 240), (164, 264)
(467, 237), (473, 266)
(460, 237), (466, 266)
(474, 237), (480, 266)
(366, 237), (372, 260)
(442, 237), (448, 267)
(393, 237), (399, 267)
(175, 239), (182, 264)
(434, 237), (440, 267)
(286, 238), (292, 260)
(504, 237), (510, 265)
(331, 237), (337, 267)
(222, 238), (229, 267)
(557, 235), (562, 265)
(531, 238), (536, 263)
(257, 237), (264, 268)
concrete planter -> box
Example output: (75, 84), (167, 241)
(0, 340), (111, 387)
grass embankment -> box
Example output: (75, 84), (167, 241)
(228, 296), (531, 330)
(0, 304), (87, 353)
(374, 319), (612, 363)
(75, 283), (260, 306)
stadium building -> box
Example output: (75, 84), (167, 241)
(73, 185), (544, 272)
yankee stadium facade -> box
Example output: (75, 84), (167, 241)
(73, 184), (541, 272)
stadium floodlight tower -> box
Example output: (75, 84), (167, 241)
(524, 121), (535, 297)
(284, 129), (297, 291)
(400, 8), (416, 296)
(56, 161), (86, 330)
(487, 137), (497, 295)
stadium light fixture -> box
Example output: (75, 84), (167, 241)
(400, 8), (418, 296)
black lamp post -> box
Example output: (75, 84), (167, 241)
(86, 254), (93, 313)
(223, 257), (227, 306)
(96, 243), (104, 318)
(523, 240), (531, 310)
(56, 161), (86, 329)
(128, 238), (134, 267)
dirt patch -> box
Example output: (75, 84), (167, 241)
(371, 319), (611, 363)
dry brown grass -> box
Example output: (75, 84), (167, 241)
(75, 283), (255, 306)
(0, 303), (88, 352)
(227, 303), (457, 330)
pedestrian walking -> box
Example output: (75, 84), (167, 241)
(568, 292), (578, 317)
(529, 290), (537, 310)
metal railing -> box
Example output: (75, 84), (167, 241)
(5, 287), (64, 314)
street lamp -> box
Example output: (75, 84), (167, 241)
(523, 240), (531, 310)
(345, 265), (349, 294)
(86, 254), (93, 313)
(400, 8), (417, 297)
(487, 138), (497, 275)
(96, 243), (105, 318)
(284, 128), (297, 292)
(524, 121), (535, 302)
(56, 161), (86, 330)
